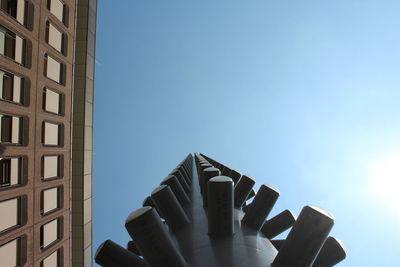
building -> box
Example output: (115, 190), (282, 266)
(0, 0), (96, 266)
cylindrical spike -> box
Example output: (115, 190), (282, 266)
(242, 202), (250, 212)
(261, 209), (296, 239)
(246, 189), (256, 200)
(221, 166), (232, 177)
(142, 196), (163, 218)
(127, 240), (141, 256)
(229, 169), (242, 184)
(177, 164), (191, 185)
(272, 205), (334, 267)
(161, 175), (190, 206)
(241, 184), (280, 230)
(95, 239), (149, 267)
(199, 163), (213, 193)
(234, 175), (255, 208)
(125, 207), (187, 267)
(208, 176), (234, 236)
(202, 167), (221, 207)
(270, 239), (285, 251)
(170, 169), (191, 193)
(151, 185), (189, 231)
(312, 236), (346, 267)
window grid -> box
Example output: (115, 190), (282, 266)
(45, 21), (65, 54)
(0, 237), (21, 267)
(40, 217), (61, 250)
(42, 121), (61, 147)
(0, 157), (21, 187)
(0, 69), (25, 105)
(0, 114), (23, 145)
(0, 24), (26, 65)
(44, 54), (65, 85)
(42, 155), (61, 180)
(41, 186), (61, 215)
(0, 0), (27, 26)
(0, 197), (21, 233)
(43, 87), (63, 115)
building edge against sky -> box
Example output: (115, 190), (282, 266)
(71, 0), (97, 266)
(0, 0), (97, 266)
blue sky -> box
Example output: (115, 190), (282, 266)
(93, 1), (400, 265)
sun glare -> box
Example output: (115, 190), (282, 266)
(368, 152), (400, 215)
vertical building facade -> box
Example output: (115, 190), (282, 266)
(0, 0), (96, 266)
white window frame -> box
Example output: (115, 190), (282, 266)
(0, 69), (24, 104)
(42, 155), (60, 180)
(41, 187), (60, 215)
(43, 88), (62, 115)
(0, 114), (22, 145)
(0, 25), (25, 65)
(0, 157), (21, 187)
(41, 218), (60, 249)
(0, 238), (21, 267)
(42, 121), (61, 146)
(48, 0), (65, 23)
(0, 197), (21, 233)
(46, 21), (63, 53)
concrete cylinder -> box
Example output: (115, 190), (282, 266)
(272, 205), (334, 267)
(234, 175), (255, 208)
(241, 184), (280, 230)
(261, 209), (296, 239)
(95, 239), (149, 267)
(151, 185), (189, 231)
(161, 175), (190, 207)
(208, 176), (234, 236)
(202, 167), (221, 207)
(312, 236), (346, 267)
(125, 207), (187, 267)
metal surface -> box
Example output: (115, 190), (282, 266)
(151, 185), (190, 231)
(272, 205), (335, 267)
(202, 167), (221, 207)
(207, 176), (234, 236)
(312, 236), (346, 267)
(125, 207), (187, 267)
(234, 175), (256, 208)
(95, 240), (149, 267)
(161, 175), (191, 206)
(241, 184), (280, 230)
(261, 209), (296, 239)
(95, 153), (346, 267)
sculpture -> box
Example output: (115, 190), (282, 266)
(95, 153), (346, 267)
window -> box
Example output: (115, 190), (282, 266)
(0, 69), (24, 104)
(0, 197), (20, 232)
(44, 54), (64, 84)
(0, 0), (26, 25)
(48, 0), (64, 23)
(46, 21), (64, 53)
(0, 25), (25, 64)
(40, 218), (60, 249)
(0, 114), (22, 144)
(43, 88), (62, 115)
(42, 121), (61, 146)
(41, 187), (60, 215)
(0, 157), (21, 187)
(0, 238), (20, 267)
(41, 249), (60, 267)
(42, 155), (60, 180)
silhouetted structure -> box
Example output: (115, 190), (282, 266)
(95, 153), (346, 267)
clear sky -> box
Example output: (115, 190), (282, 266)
(93, 1), (400, 266)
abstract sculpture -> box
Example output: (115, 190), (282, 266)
(95, 153), (346, 267)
